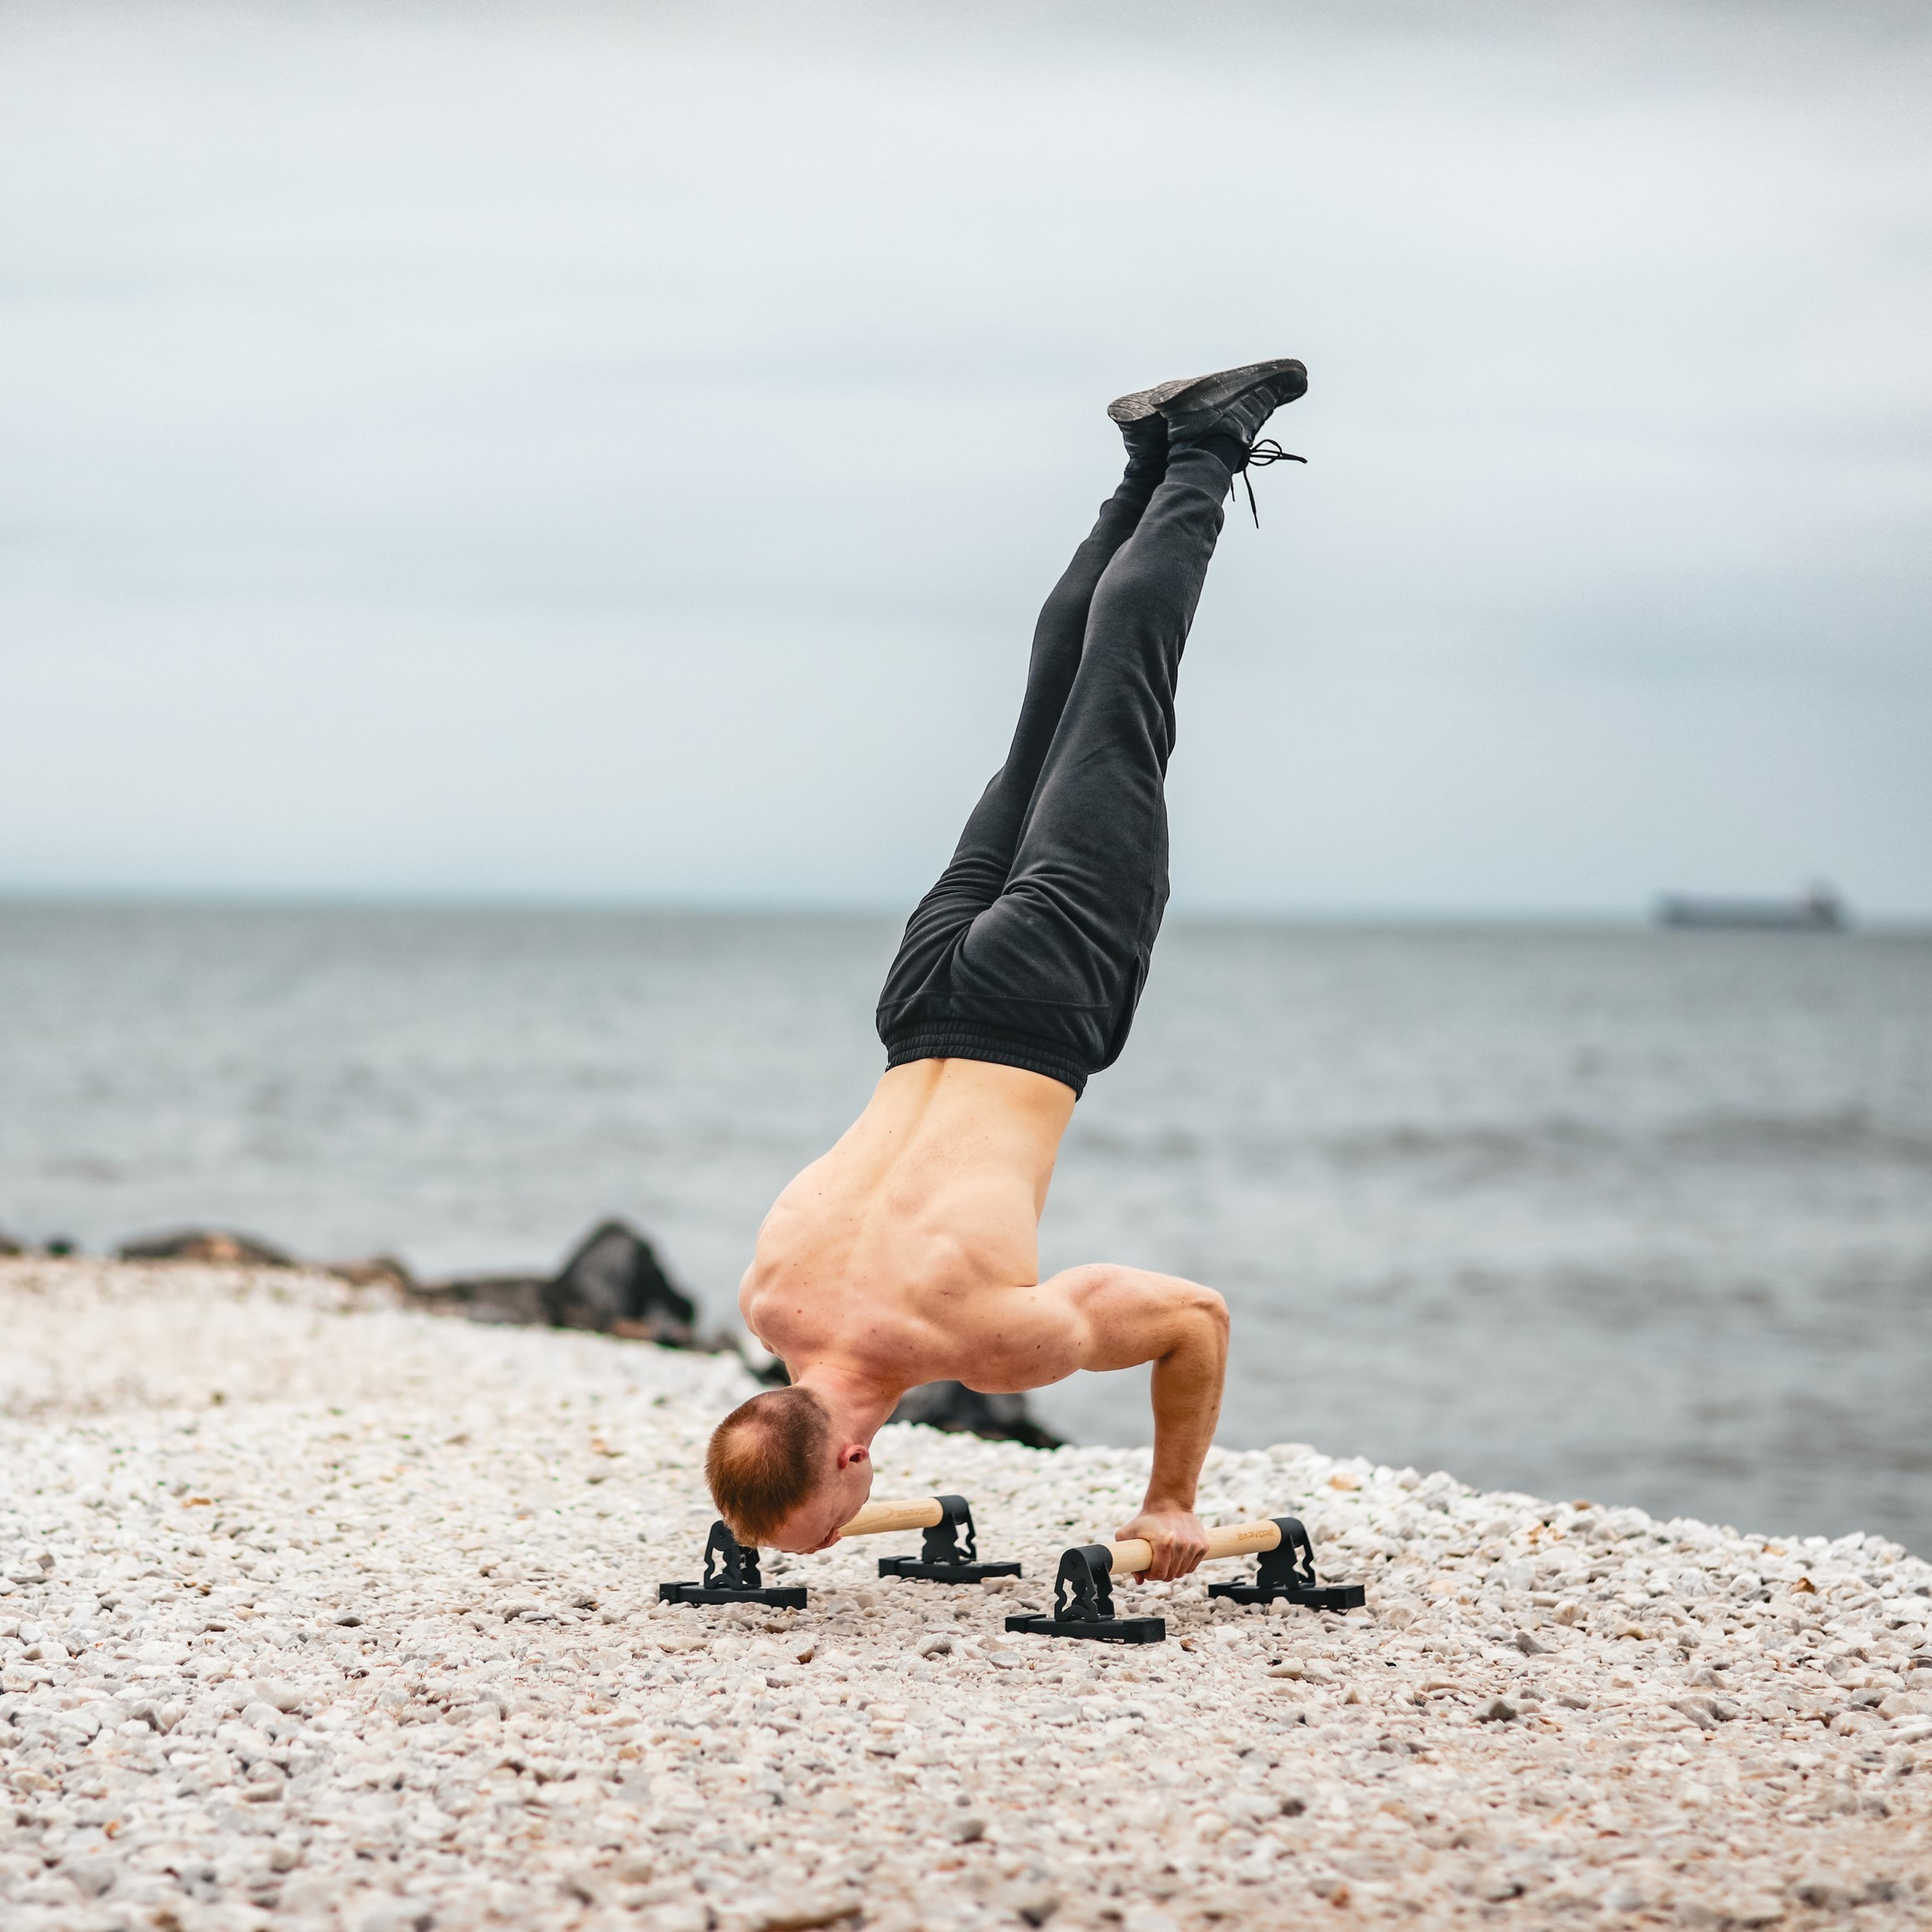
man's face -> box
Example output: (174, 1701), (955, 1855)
(765, 1448), (874, 1554)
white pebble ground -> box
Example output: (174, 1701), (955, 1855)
(3, 1260), (1929, 1932)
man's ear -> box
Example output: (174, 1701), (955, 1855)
(835, 1442), (869, 1471)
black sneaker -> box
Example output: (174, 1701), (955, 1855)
(1155, 358), (1307, 450)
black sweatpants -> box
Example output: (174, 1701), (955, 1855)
(875, 441), (1234, 1097)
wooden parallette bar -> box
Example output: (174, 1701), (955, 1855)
(1004, 1513), (1366, 1645)
(658, 1493), (1020, 1609)
(838, 1497), (946, 1539)
(856, 1493), (1022, 1584)
(1105, 1518), (1286, 1576)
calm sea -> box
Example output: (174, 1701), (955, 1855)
(3, 903), (1928, 1553)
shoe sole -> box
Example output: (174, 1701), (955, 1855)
(1158, 357), (1307, 422)
(1108, 358), (1307, 426)
(1106, 376), (1197, 424)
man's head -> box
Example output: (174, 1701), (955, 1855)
(705, 1385), (875, 1552)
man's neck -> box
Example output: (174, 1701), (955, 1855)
(791, 1362), (901, 1445)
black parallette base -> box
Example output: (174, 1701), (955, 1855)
(1006, 1613), (1166, 1645)
(658, 1581), (807, 1608)
(880, 1558), (1021, 1584)
(1207, 1581), (1366, 1611)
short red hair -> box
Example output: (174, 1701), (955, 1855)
(705, 1387), (832, 1544)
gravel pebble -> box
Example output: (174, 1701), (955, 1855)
(3, 1257), (1929, 1929)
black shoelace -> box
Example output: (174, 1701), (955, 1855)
(1234, 439), (1307, 526)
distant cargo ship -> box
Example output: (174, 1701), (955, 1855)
(1654, 883), (1848, 931)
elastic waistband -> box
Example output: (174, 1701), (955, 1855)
(882, 1024), (1087, 1098)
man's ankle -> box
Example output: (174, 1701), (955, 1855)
(1182, 429), (1249, 474)
(1118, 416), (1169, 486)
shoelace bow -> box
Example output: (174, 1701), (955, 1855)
(1234, 439), (1307, 526)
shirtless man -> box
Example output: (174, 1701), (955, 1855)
(710, 359), (1308, 1581)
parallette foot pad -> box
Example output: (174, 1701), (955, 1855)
(658, 1581), (808, 1608)
(879, 1558), (1022, 1583)
(1005, 1613), (1166, 1645)
(1205, 1582), (1366, 1611)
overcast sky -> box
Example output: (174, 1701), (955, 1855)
(3, 0), (1928, 916)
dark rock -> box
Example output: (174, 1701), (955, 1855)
(545, 1219), (698, 1344)
(118, 1229), (294, 1267)
(409, 1276), (549, 1327)
(0, 1229), (21, 1257)
(889, 1381), (1066, 1450)
(410, 1220), (700, 1342)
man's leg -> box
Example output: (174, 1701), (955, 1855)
(876, 360), (1307, 1094)
(875, 426), (1165, 1065)
(944, 440), (1233, 1077)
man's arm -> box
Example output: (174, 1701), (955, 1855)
(1072, 1266), (1228, 1579)
(995, 1264), (1228, 1580)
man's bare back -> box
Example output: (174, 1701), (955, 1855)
(745, 1059), (1077, 1398)
(704, 359), (1307, 1581)
(738, 1059), (1228, 1574)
